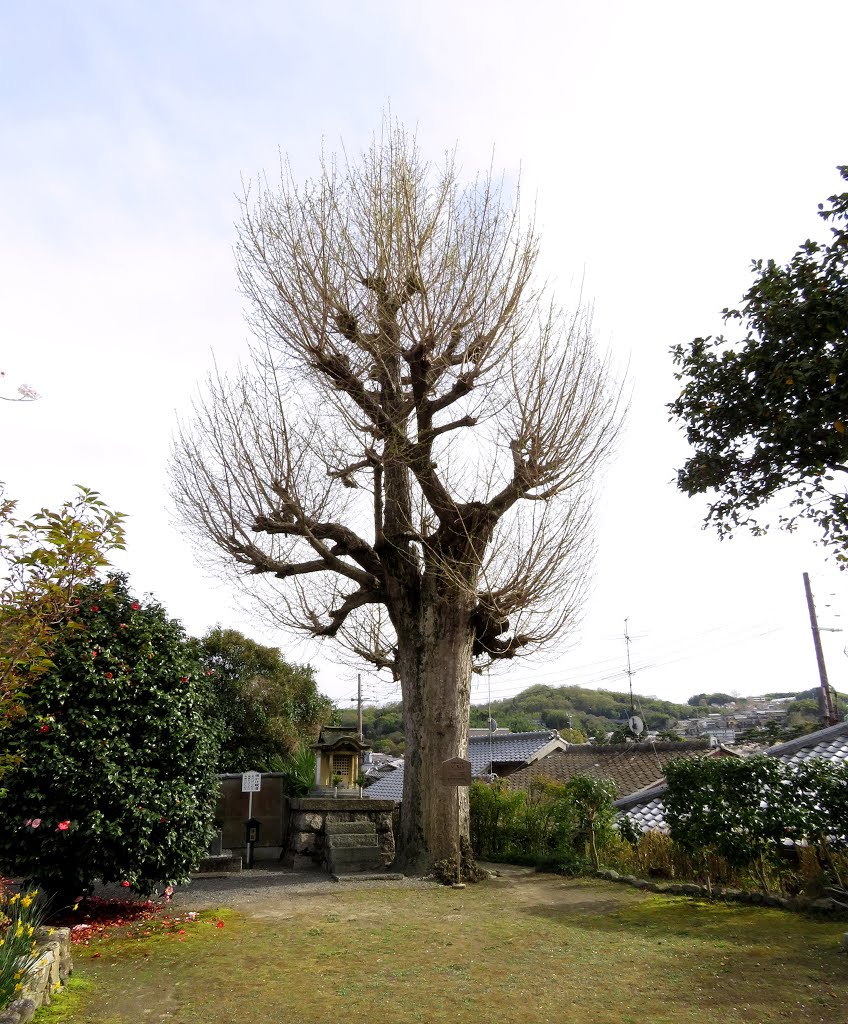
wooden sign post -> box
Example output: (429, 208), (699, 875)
(440, 757), (472, 888)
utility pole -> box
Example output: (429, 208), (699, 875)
(624, 617), (635, 714)
(357, 672), (363, 741)
(802, 572), (838, 727)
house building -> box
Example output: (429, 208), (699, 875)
(616, 718), (848, 833)
(363, 730), (567, 801)
(504, 739), (724, 800)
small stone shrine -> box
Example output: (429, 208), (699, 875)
(311, 725), (370, 795)
(283, 726), (399, 875)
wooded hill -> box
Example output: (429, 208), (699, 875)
(338, 683), (697, 754)
(338, 682), (848, 755)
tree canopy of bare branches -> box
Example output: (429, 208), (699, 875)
(171, 123), (623, 873)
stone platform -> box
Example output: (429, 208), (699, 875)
(283, 797), (397, 873)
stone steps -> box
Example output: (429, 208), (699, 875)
(327, 833), (379, 850)
(325, 820), (377, 836)
(325, 818), (385, 874)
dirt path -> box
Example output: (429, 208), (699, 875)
(112, 861), (642, 919)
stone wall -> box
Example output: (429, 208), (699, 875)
(0, 926), (73, 1024)
(284, 798), (397, 871)
(595, 868), (848, 913)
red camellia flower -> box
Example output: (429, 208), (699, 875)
(57, 820), (70, 831)
(131, 602), (140, 610)
(121, 881), (131, 888)
(39, 725), (50, 733)
(90, 605), (100, 612)
(181, 677), (188, 683)
(105, 672), (113, 679)
(92, 650), (98, 658)
(216, 921), (224, 929)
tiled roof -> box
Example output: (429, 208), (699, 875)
(762, 719), (848, 766)
(618, 792), (669, 833)
(363, 731), (564, 802)
(506, 740), (713, 799)
(467, 731), (564, 772)
(364, 769), (404, 801)
(616, 720), (848, 833)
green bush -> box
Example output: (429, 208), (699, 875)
(470, 774), (616, 872)
(0, 575), (220, 902)
(658, 754), (848, 893)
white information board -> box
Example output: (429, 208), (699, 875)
(241, 771), (262, 793)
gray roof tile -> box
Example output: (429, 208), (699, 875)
(763, 719), (848, 767)
(616, 719), (848, 833)
(363, 731), (563, 802)
(506, 741), (713, 798)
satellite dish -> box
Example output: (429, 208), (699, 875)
(488, 718), (498, 732)
(628, 715), (644, 736)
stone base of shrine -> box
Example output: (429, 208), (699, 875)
(282, 797), (397, 873)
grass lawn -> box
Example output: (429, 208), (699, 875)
(34, 874), (848, 1024)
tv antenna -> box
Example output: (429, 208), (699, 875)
(624, 618), (643, 737)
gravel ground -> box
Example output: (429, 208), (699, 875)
(90, 861), (440, 912)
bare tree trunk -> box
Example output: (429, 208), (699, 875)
(394, 588), (475, 876)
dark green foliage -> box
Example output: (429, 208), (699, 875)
(540, 709), (572, 730)
(469, 774), (616, 872)
(337, 704), (405, 754)
(670, 166), (848, 562)
(200, 628), (334, 772)
(664, 754), (848, 891)
(0, 575), (220, 900)
(687, 692), (734, 707)
(502, 712), (539, 733)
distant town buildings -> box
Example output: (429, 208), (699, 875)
(678, 696), (794, 744)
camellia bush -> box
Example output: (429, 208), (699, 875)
(0, 487), (125, 788)
(0, 575), (220, 903)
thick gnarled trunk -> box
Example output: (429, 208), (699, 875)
(393, 587), (476, 877)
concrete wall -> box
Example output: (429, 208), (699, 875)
(215, 774), (289, 860)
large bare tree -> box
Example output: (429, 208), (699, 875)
(171, 125), (623, 875)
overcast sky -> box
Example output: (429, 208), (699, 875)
(2, 1), (847, 713)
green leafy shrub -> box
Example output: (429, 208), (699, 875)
(469, 774), (616, 872)
(271, 743), (317, 797)
(0, 487), (125, 789)
(660, 754), (848, 893)
(0, 575), (220, 903)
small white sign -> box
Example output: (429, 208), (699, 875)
(241, 771), (262, 793)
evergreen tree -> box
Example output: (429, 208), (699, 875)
(0, 575), (219, 901)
